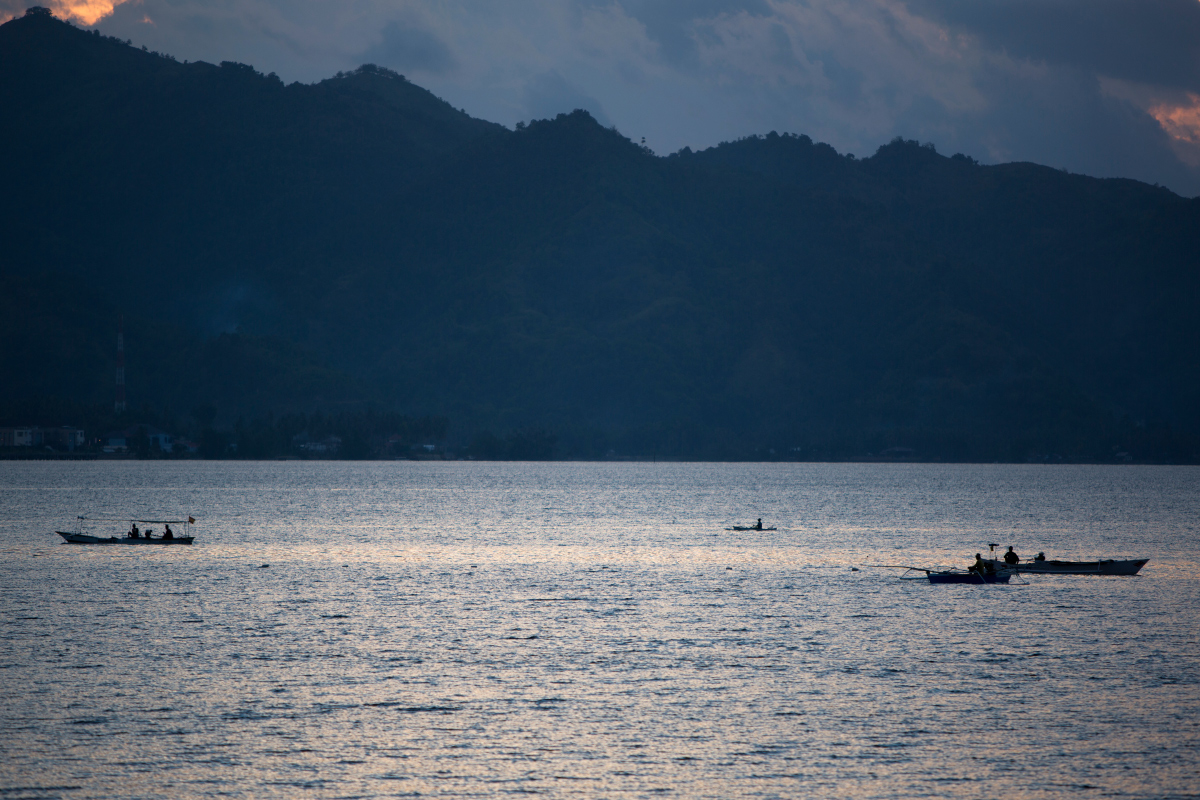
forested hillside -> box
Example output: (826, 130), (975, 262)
(3, 8), (1198, 461)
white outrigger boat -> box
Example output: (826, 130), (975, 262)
(56, 516), (196, 545)
(981, 543), (1147, 576)
(1000, 557), (1147, 575)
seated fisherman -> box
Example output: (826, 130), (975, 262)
(163, 524), (174, 540)
(1004, 546), (1020, 566)
(129, 523), (139, 539)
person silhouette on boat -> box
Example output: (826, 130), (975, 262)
(1004, 546), (1020, 566)
(755, 518), (763, 531)
(971, 553), (985, 574)
(144, 528), (154, 539)
(1035, 552), (1046, 562)
(163, 524), (174, 540)
(129, 523), (139, 539)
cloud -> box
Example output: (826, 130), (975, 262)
(950, 60), (1193, 183)
(1131, 89), (1200, 168)
(1153, 94), (1200, 146)
(683, 1), (988, 141)
(360, 18), (457, 75)
(602, 0), (773, 64)
(637, 0), (1200, 192)
(522, 70), (612, 125)
(1, 0), (117, 25)
(899, 0), (1200, 190)
(911, 0), (1200, 91)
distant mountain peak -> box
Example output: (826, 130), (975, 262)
(335, 63), (410, 84)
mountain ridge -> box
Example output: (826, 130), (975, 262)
(2, 8), (1198, 461)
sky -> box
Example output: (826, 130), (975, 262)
(7, 0), (1200, 196)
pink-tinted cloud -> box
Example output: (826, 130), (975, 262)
(1153, 94), (1200, 144)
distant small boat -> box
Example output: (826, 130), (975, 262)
(727, 519), (777, 531)
(55, 516), (196, 545)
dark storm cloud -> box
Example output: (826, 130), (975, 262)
(361, 19), (457, 75)
(913, 0), (1200, 91)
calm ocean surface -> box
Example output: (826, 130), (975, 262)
(1, 461), (1197, 799)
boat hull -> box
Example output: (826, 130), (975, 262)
(56, 532), (194, 545)
(926, 571), (1011, 584)
(1016, 558), (1147, 576)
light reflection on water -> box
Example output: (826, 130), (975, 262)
(1, 462), (1198, 799)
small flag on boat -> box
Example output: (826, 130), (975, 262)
(188, 516), (195, 523)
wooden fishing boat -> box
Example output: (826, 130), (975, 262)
(56, 531), (194, 545)
(869, 563), (1016, 584)
(55, 516), (196, 545)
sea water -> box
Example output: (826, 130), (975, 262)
(0, 461), (1197, 799)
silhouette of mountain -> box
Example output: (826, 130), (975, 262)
(3, 8), (1198, 461)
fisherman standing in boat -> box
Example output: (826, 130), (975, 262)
(1004, 546), (1020, 566)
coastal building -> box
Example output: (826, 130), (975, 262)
(0, 428), (34, 447)
(104, 425), (174, 453)
(140, 426), (173, 453)
(38, 427), (86, 450)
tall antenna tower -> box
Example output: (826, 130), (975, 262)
(115, 316), (126, 413)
